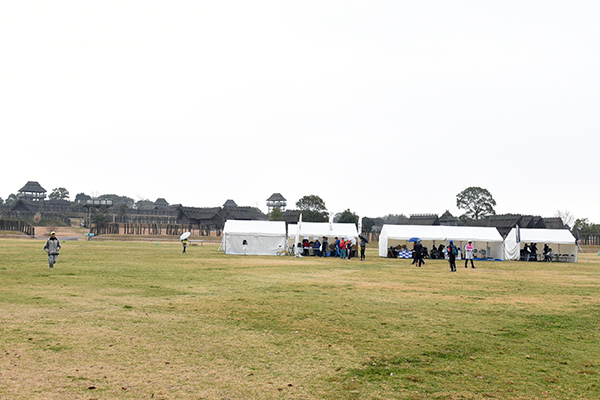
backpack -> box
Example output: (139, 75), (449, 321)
(451, 245), (457, 256)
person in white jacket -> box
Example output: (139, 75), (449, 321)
(464, 240), (475, 269)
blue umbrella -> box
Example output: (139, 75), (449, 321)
(408, 237), (420, 242)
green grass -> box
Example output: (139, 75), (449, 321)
(1, 239), (599, 399)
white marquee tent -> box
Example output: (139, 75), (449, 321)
(378, 225), (505, 260)
(288, 222), (359, 254)
(220, 220), (287, 256)
(504, 228), (577, 262)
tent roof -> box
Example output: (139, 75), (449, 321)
(380, 225), (446, 240)
(440, 226), (503, 242)
(288, 222), (358, 239)
(223, 220), (286, 236)
(509, 228), (576, 244)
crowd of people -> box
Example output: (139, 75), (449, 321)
(299, 236), (368, 261)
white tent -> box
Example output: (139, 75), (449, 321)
(378, 225), (446, 258)
(378, 225), (504, 260)
(221, 220), (287, 256)
(288, 222), (359, 253)
(504, 228), (577, 262)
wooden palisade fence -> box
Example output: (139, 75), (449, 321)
(0, 219), (35, 236)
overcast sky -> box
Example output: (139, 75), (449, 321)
(2, 1), (599, 224)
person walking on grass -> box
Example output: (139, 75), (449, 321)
(182, 238), (188, 254)
(447, 240), (458, 272)
(464, 240), (475, 268)
(360, 236), (367, 261)
(44, 231), (61, 269)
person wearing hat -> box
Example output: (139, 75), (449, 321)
(464, 240), (476, 268)
(447, 240), (458, 272)
(44, 231), (61, 269)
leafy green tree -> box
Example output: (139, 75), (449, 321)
(361, 217), (375, 233)
(5, 194), (18, 207)
(91, 208), (111, 226)
(456, 187), (496, 220)
(269, 207), (283, 221)
(75, 193), (92, 204)
(49, 187), (70, 200)
(0, 197), (4, 206)
(381, 214), (408, 224)
(117, 203), (129, 219)
(135, 199), (155, 210)
(296, 195), (328, 222)
(572, 218), (599, 239)
(99, 194), (135, 208)
(337, 209), (358, 225)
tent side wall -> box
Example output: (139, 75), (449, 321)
(224, 233), (286, 255)
(222, 220), (287, 256)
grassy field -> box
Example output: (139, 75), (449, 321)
(1, 239), (599, 399)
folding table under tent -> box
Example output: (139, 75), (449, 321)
(440, 226), (504, 261)
(504, 228), (578, 262)
(287, 222), (359, 255)
(378, 225), (446, 258)
(220, 220), (287, 256)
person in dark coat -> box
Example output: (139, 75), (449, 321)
(360, 236), (367, 261)
(447, 240), (458, 272)
(414, 240), (424, 267)
(321, 237), (329, 257)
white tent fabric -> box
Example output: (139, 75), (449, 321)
(378, 225), (504, 260)
(288, 222), (359, 248)
(221, 220), (287, 256)
(504, 228), (577, 262)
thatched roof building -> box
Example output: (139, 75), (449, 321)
(17, 181), (47, 201)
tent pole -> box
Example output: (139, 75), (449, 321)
(577, 242), (589, 262)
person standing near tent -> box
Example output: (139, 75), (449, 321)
(414, 240), (425, 267)
(340, 238), (347, 259)
(242, 239), (248, 255)
(44, 231), (61, 269)
(360, 236), (367, 261)
(321, 236), (329, 257)
(347, 239), (353, 260)
(314, 238), (321, 257)
(334, 237), (340, 258)
(447, 240), (458, 272)
(464, 240), (475, 268)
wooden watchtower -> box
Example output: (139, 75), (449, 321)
(17, 181), (47, 202)
(266, 193), (286, 213)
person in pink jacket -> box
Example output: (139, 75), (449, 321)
(464, 240), (476, 268)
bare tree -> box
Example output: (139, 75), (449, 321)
(555, 209), (575, 228)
